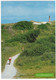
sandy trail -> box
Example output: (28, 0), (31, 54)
(1, 53), (20, 79)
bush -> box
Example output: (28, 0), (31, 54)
(41, 52), (55, 61)
(1, 25), (5, 29)
(13, 21), (34, 30)
(20, 42), (54, 56)
(26, 29), (40, 42)
(21, 44), (44, 56)
(6, 34), (27, 43)
(36, 35), (55, 44)
(6, 29), (40, 43)
(49, 35), (55, 43)
(36, 36), (49, 44)
(46, 23), (50, 26)
(20, 34), (55, 56)
(38, 24), (48, 30)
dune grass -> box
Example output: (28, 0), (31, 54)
(1, 23), (25, 71)
(1, 41), (23, 71)
(14, 21), (55, 78)
(1, 21), (55, 78)
(14, 56), (55, 78)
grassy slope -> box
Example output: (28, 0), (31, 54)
(1, 24), (24, 71)
(2, 42), (22, 71)
(1, 21), (33, 71)
(14, 21), (55, 78)
(1, 21), (55, 78)
(14, 57), (55, 78)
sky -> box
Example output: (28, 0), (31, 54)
(1, 1), (55, 24)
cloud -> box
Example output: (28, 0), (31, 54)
(1, 1), (55, 23)
(2, 4), (55, 17)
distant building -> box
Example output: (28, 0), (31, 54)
(49, 16), (50, 23)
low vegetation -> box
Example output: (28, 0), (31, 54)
(6, 29), (40, 43)
(14, 21), (55, 78)
(38, 24), (48, 30)
(1, 21), (55, 78)
(13, 21), (34, 30)
(1, 42), (22, 71)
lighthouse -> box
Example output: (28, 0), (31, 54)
(49, 16), (50, 23)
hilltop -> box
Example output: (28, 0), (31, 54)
(1, 20), (55, 78)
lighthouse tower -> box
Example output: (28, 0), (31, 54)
(49, 16), (50, 23)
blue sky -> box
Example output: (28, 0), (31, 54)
(1, 1), (55, 24)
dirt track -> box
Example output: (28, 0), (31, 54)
(1, 54), (20, 79)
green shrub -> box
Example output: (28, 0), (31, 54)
(13, 21), (34, 30)
(36, 35), (55, 44)
(41, 52), (55, 61)
(49, 35), (55, 43)
(20, 34), (55, 56)
(6, 29), (40, 43)
(46, 23), (50, 26)
(20, 42), (54, 56)
(38, 24), (48, 30)
(36, 37), (49, 44)
(6, 34), (27, 43)
(1, 25), (5, 29)
(25, 29), (40, 42)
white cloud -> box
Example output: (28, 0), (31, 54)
(1, 3), (55, 17)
